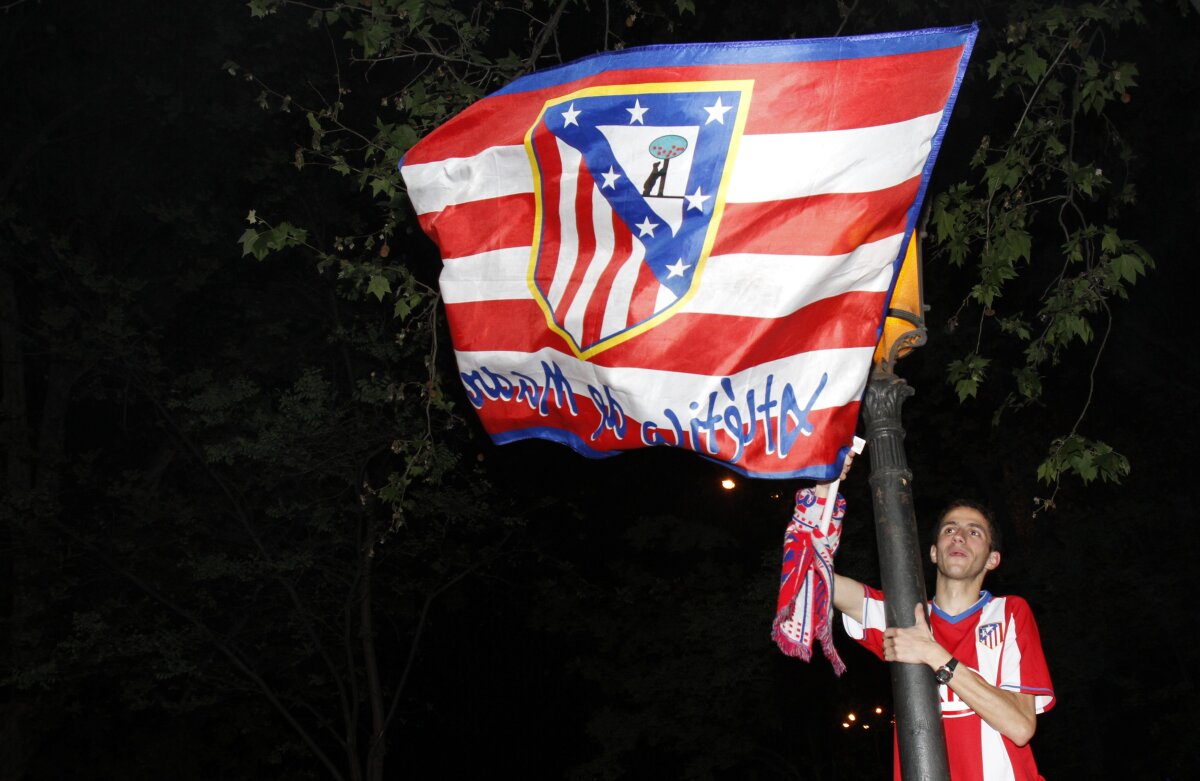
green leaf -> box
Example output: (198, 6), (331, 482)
(1038, 435), (1130, 485)
(238, 227), (260, 257)
(1114, 252), (1145, 283)
(367, 274), (392, 301)
(947, 354), (991, 402)
(998, 228), (1032, 264)
(394, 292), (424, 319)
(1014, 367), (1042, 399)
(986, 52), (1009, 81)
(1112, 63), (1139, 93)
(369, 177), (396, 198)
(247, 0), (274, 19)
(1015, 45), (1048, 83)
(237, 221), (307, 261)
(984, 160), (1021, 195)
(998, 317), (1031, 340)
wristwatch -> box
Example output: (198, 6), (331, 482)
(935, 657), (959, 685)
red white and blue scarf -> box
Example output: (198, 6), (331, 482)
(773, 487), (846, 674)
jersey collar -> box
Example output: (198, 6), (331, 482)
(930, 590), (993, 624)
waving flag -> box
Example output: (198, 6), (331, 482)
(401, 26), (976, 479)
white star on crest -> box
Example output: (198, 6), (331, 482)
(665, 258), (691, 278)
(685, 188), (711, 212)
(626, 99), (648, 124)
(561, 103), (581, 127)
(601, 166), (621, 189)
(704, 97), (733, 125)
(635, 216), (659, 237)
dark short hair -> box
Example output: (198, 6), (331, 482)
(933, 500), (1002, 553)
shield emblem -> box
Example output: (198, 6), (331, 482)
(978, 622), (1002, 650)
(525, 82), (752, 358)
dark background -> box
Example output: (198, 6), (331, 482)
(2, 1), (1197, 778)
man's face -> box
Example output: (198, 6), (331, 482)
(930, 506), (1001, 582)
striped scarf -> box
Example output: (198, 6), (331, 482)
(772, 487), (846, 675)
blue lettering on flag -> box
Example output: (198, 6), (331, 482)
(460, 361), (829, 468)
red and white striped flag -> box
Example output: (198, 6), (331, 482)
(401, 26), (976, 479)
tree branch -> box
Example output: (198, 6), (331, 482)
(381, 533), (514, 735)
(522, 0), (571, 75)
(134, 378), (359, 775)
(50, 516), (349, 781)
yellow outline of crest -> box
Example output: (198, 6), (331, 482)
(523, 80), (754, 361)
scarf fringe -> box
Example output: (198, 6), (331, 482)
(817, 618), (847, 676)
(773, 604), (846, 675)
(771, 605), (813, 660)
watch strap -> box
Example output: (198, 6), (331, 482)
(935, 656), (959, 685)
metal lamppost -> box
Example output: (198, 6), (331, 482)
(863, 224), (950, 780)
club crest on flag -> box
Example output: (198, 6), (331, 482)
(401, 26), (979, 478)
(524, 82), (752, 358)
(978, 621), (1002, 649)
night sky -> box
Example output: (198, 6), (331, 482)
(2, 1), (1198, 779)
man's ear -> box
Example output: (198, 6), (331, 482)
(984, 550), (1001, 571)
(930, 544), (938, 564)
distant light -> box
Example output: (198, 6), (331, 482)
(862, 724), (871, 730)
(841, 722), (850, 729)
(847, 713), (856, 722)
(874, 707), (884, 715)
(720, 478), (736, 490)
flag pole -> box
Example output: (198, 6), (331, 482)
(862, 223), (950, 781)
(818, 436), (865, 536)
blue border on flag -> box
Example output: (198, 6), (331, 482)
(869, 23), (978, 382)
(490, 426), (851, 481)
(493, 24), (978, 96)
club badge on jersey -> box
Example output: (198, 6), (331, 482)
(978, 621), (1002, 650)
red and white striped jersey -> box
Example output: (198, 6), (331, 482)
(843, 587), (1055, 781)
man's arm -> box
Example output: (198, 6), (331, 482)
(884, 605), (1038, 746)
(832, 573), (865, 624)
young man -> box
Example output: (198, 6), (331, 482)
(822, 473), (1055, 780)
